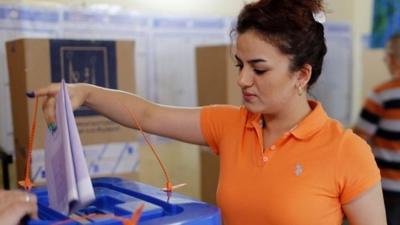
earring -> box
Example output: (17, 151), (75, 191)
(297, 85), (303, 96)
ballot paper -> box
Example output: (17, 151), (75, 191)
(44, 80), (95, 215)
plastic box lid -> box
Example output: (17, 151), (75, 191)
(27, 177), (221, 225)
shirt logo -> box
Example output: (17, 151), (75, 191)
(295, 163), (303, 176)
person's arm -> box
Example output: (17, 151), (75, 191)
(34, 83), (207, 145)
(342, 183), (387, 225)
(353, 127), (372, 141)
(353, 91), (383, 141)
(0, 190), (38, 225)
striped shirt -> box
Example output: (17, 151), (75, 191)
(355, 79), (400, 192)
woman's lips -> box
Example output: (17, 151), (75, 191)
(243, 92), (256, 101)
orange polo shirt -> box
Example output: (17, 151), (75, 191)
(200, 101), (380, 225)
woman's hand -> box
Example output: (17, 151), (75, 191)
(30, 83), (90, 125)
(0, 190), (38, 225)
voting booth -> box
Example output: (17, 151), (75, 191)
(27, 177), (222, 225)
(196, 45), (242, 204)
(6, 38), (137, 184)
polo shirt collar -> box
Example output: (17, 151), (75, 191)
(246, 111), (263, 129)
(245, 101), (328, 140)
(291, 101), (328, 140)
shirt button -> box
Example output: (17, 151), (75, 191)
(270, 145), (276, 150)
(263, 156), (268, 162)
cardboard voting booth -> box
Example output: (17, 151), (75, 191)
(6, 38), (136, 183)
(196, 45), (241, 204)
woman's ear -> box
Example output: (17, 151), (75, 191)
(296, 64), (312, 88)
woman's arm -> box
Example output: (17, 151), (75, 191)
(342, 182), (387, 225)
(34, 83), (207, 145)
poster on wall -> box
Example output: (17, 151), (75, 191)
(371, 0), (400, 48)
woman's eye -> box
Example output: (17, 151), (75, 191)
(235, 64), (243, 70)
(254, 69), (267, 75)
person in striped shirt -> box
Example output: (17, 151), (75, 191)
(354, 33), (400, 225)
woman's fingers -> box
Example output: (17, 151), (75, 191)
(42, 96), (57, 126)
(24, 193), (38, 220)
(29, 83), (87, 128)
(0, 190), (37, 205)
(1, 201), (38, 224)
(28, 83), (61, 98)
(0, 191), (38, 225)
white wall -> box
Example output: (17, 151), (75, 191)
(327, 0), (375, 123)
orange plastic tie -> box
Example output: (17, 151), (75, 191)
(166, 181), (173, 193)
(20, 96), (39, 190)
(123, 203), (144, 225)
(121, 104), (173, 192)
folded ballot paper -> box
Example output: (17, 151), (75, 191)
(44, 80), (95, 215)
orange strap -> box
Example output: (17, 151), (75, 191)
(121, 103), (174, 192)
(19, 96), (39, 190)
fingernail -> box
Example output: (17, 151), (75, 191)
(48, 122), (57, 134)
(26, 91), (35, 98)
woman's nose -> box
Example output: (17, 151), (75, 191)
(237, 69), (253, 88)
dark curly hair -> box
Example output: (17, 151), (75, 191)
(233, 0), (327, 89)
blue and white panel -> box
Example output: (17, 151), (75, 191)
(31, 142), (139, 183)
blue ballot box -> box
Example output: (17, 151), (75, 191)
(27, 177), (222, 225)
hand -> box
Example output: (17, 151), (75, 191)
(0, 190), (38, 225)
(29, 83), (89, 125)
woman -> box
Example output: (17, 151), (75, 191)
(33, 0), (386, 224)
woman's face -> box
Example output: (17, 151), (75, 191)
(235, 30), (300, 114)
